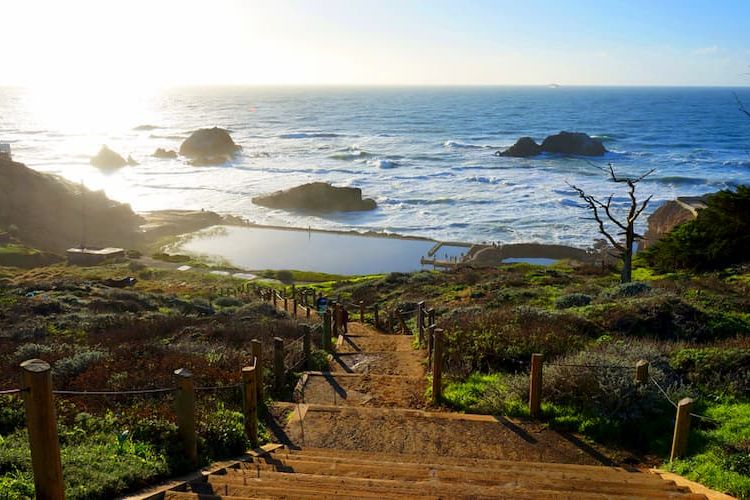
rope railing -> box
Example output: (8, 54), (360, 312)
(545, 362), (630, 370)
(194, 384), (241, 392)
(0, 388), (23, 395)
(52, 387), (175, 396)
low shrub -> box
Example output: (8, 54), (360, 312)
(671, 347), (750, 398)
(198, 406), (248, 460)
(440, 306), (599, 376)
(555, 293), (592, 309)
(14, 342), (56, 361)
(605, 281), (652, 298)
(53, 349), (107, 383)
(214, 296), (243, 308)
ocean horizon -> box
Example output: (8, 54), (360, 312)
(2, 85), (750, 247)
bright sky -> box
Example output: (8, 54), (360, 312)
(1, 0), (749, 88)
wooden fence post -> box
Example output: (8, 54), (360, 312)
(242, 365), (258, 448)
(302, 325), (312, 370)
(273, 337), (284, 394)
(417, 301), (425, 346)
(251, 339), (263, 402)
(635, 359), (649, 385)
(306, 305), (311, 319)
(428, 323), (435, 369)
(428, 309), (435, 331)
(432, 328), (444, 404)
(20, 359), (64, 500)
(373, 304), (380, 330)
(273, 291), (277, 308)
(293, 296), (298, 318)
(284, 296), (288, 312)
(528, 353), (543, 419)
(670, 398), (694, 461)
(174, 368), (198, 468)
(323, 310), (332, 352)
(359, 301), (365, 323)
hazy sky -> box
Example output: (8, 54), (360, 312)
(2, 0), (749, 87)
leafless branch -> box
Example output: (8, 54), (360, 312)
(735, 92), (750, 119)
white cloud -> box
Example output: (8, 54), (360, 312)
(693, 45), (719, 55)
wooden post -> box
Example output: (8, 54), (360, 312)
(174, 368), (198, 468)
(284, 296), (288, 312)
(333, 303), (341, 336)
(670, 398), (694, 461)
(293, 296), (298, 318)
(528, 353), (543, 419)
(323, 310), (332, 352)
(428, 309), (435, 331)
(373, 304), (380, 330)
(417, 301), (425, 346)
(302, 325), (312, 370)
(359, 301), (365, 323)
(242, 366), (258, 448)
(427, 323), (435, 369)
(251, 339), (263, 402)
(306, 305), (311, 319)
(635, 359), (649, 385)
(432, 328), (444, 404)
(273, 291), (277, 308)
(20, 359), (64, 500)
(273, 337), (284, 394)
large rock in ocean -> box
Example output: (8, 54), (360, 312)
(252, 182), (377, 212)
(90, 145), (127, 169)
(540, 131), (606, 156)
(495, 137), (542, 157)
(179, 127), (240, 164)
(496, 131), (606, 157)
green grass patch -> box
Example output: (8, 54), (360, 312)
(442, 373), (506, 413)
(667, 402), (750, 499)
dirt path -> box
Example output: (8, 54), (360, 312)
(268, 315), (621, 466)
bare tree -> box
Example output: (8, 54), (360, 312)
(568, 164), (654, 283)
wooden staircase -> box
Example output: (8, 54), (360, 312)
(161, 446), (705, 499)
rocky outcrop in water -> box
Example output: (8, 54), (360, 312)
(494, 137), (542, 157)
(496, 131), (607, 157)
(639, 196), (708, 250)
(90, 145), (128, 169)
(252, 182), (377, 212)
(153, 148), (178, 159)
(179, 127), (240, 164)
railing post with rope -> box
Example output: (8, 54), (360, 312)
(432, 328), (444, 404)
(242, 365), (258, 448)
(417, 301), (425, 346)
(284, 295), (288, 312)
(293, 296), (298, 318)
(302, 325), (312, 370)
(359, 301), (365, 323)
(273, 291), (278, 308)
(306, 304), (311, 320)
(428, 323), (435, 369)
(174, 368), (198, 469)
(251, 339), (263, 402)
(273, 337), (284, 394)
(635, 359), (649, 385)
(373, 303), (380, 330)
(529, 353), (543, 418)
(670, 397), (694, 461)
(20, 359), (64, 500)
(323, 310), (332, 352)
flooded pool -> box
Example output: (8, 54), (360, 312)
(173, 225), (467, 275)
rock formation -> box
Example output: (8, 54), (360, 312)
(639, 196), (708, 250)
(90, 145), (128, 169)
(252, 182), (377, 212)
(179, 127), (240, 164)
(153, 148), (178, 159)
(496, 132), (607, 157)
(494, 137), (542, 157)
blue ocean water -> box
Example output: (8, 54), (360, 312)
(1, 86), (749, 247)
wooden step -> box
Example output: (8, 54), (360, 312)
(201, 469), (700, 499)
(273, 445), (631, 474)
(238, 455), (673, 486)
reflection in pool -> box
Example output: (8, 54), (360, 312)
(175, 226), (467, 275)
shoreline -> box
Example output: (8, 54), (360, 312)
(140, 209), (593, 269)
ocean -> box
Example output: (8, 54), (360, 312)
(1, 86), (749, 247)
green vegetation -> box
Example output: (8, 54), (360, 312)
(644, 186), (750, 272)
(322, 259), (750, 497)
(0, 262), (299, 498)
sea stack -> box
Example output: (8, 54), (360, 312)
(496, 131), (607, 157)
(179, 127), (240, 165)
(252, 182), (377, 212)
